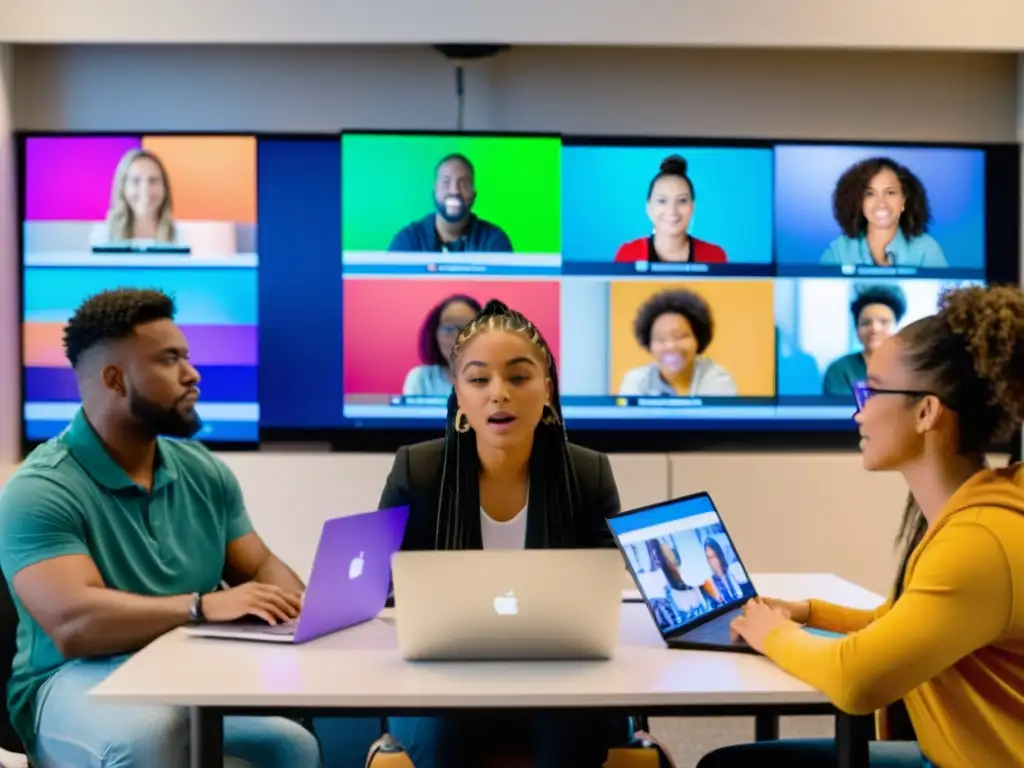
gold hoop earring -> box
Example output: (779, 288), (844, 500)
(454, 408), (471, 434)
(541, 404), (560, 426)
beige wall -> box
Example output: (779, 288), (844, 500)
(11, 46), (1020, 141)
(221, 453), (671, 586)
(216, 450), (1006, 598)
(2, 0), (1024, 49)
(0, 44), (1020, 597)
(0, 45), (17, 470)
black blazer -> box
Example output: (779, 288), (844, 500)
(378, 438), (621, 551)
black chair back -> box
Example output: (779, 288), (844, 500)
(0, 569), (25, 752)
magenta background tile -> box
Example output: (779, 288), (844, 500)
(25, 136), (143, 221)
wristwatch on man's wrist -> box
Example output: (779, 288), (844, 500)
(188, 591), (206, 625)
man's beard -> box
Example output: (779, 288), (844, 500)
(434, 193), (473, 223)
(129, 390), (202, 439)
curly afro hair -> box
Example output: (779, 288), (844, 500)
(898, 284), (1024, 452)
(632, 289), (714, 354)
(832, 157), (931, 239)
(892, 284), (1024, 608)
(63, 288), (176, 368)
(850, 283), (907, 324)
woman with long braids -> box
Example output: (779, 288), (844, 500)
(379, 299), (631, 767)
(699, 284), (1024, 768)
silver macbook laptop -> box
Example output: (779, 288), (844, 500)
(391, 549), (623, 661)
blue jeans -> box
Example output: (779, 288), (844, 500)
(697, 738), (929, 767)
(388, 713), (632, 768)
(31, 655), (322, 768)
(313, 717), (391, 768)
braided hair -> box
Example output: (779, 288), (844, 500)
(433, 299), (582, 550)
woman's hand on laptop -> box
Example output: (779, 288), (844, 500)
(203, 582), (304, 625)
(729, 599), (796, 654)
(759, 596), (810, 624)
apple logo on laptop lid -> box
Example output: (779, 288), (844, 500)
(348, 552), (365, 580)
(493, 590), (518, 616)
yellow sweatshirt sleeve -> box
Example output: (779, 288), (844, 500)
(806, 598), (891, 634)
(762, 522), (1012, 715)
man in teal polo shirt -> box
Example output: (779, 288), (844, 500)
(0, 288), (321, 766)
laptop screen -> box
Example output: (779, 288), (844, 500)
(607, 493), (756, 636)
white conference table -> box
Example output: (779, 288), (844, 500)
(90, 573), (883, 768)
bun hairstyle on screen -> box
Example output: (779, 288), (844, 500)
(622, 153), (729, 266)
(105, 149), (177, 243)
(850, 283), (907, 324)
(435, 299), (581, 549)
(648, 154), (695, 200)
(633, 288), (714, 354)
(892, 285), (1024, 593)
(832, 156), (931, 239)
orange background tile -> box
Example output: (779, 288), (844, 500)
(141, 136), (256, 223)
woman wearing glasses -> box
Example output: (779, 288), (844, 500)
(402, 294), (482, 396)
(700, 284), (1024, 767)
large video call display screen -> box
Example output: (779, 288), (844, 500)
(21, 135), (259, 443)
(19, 131), (1018, 444)
(340, 132), (1007, 432)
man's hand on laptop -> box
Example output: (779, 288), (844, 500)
(203, 583), (304, 625)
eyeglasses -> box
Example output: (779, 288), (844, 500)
(851, 380), (935, 411)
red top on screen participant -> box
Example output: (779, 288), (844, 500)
(613, 154), (728, 265)
(614, 235), (726, 264)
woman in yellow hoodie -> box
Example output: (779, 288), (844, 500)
(698, 284), (1024, 768)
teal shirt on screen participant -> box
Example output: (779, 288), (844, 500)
(0, 409), (253, 751)
(820, 229), (947, 268)
(822, 352), (866, 398)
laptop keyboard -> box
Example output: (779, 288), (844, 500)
(233, 619), (298, 636)
(682, 609), (744, 645)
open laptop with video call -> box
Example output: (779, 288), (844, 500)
(391, 549), (624, 661)
(186, 505), (409, 644)
(607, 492), (763, 655)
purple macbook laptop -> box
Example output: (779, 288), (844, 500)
(185, 505), (409, 644)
